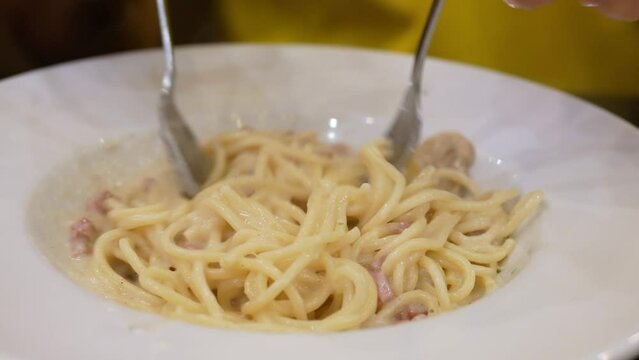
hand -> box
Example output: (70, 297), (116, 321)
(505, 0), (639, 21)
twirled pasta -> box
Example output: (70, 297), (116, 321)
(78, 130), (543, 332)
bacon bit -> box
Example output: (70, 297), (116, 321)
(367, 256), (394, 310)
(87, 191), (114, 215)
(395, 303), (427, 322)
(244, 188), (255, 197)
(142, 177), (156, 193)
(406, 132), (475, 177)
(389, 220), (412, 234)
(181, 242), (204, 250)
(317, 143), (351, 158)
(466, 229), (485, 236)
(330, 143), (350, 156)
(317, 149), (331, 158)
(367, 256), (429, 320)
(69, 217), (96, 257)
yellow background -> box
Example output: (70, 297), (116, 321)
(216, 0), (639, 98)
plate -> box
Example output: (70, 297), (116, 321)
(1, 45), (638, 360)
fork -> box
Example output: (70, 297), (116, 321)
(154, 0), (443, 197)
(386, 0), (445, 169)
(156, 0), (211, 197)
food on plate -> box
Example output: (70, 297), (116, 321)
(69, 129), (543, 331)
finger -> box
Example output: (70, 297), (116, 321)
(582, 0), (639, 21)
(503, 0), (555, 10)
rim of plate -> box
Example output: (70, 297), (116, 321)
(0, 44), (638, 360)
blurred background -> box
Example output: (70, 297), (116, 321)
(0, 0), (637, 125)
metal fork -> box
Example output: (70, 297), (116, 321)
(154, 0), (443, 197)
(156, 0), (211, 197)
(386, 0), (445, 169)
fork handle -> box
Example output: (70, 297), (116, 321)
(156, 0), (175, 97)
(411, 0), (445, 92)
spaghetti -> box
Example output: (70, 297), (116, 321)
(74, 130), (543, 332)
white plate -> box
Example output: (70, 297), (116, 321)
(1, 45), (638, 360)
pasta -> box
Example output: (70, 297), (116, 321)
(72, 130), (543, 332)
